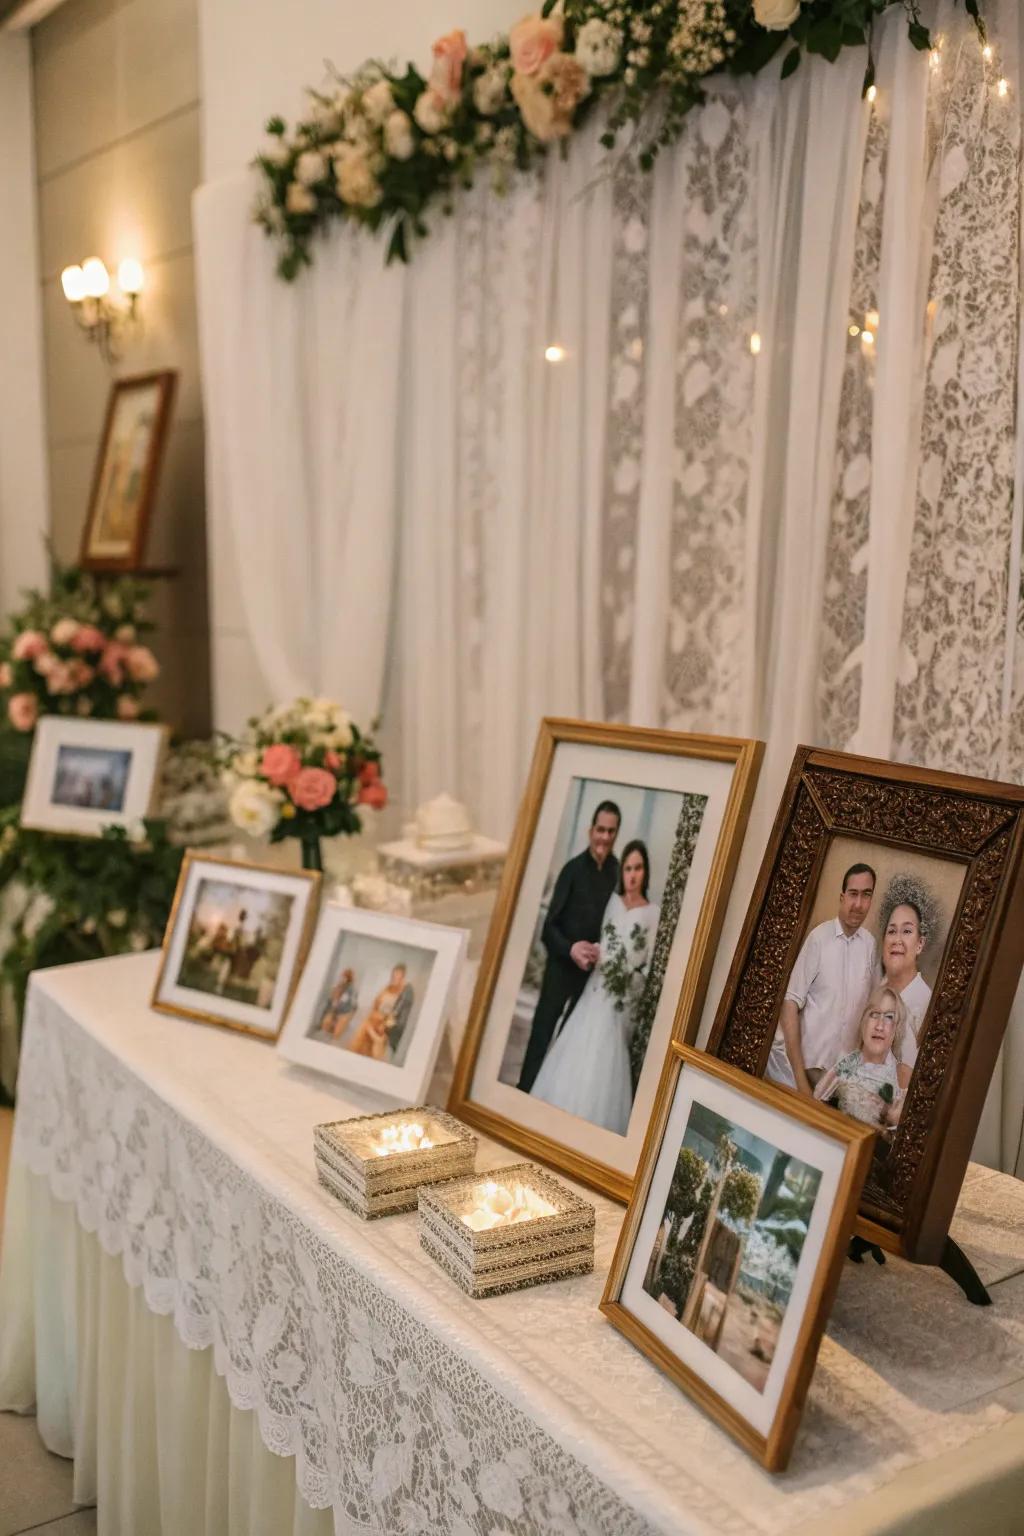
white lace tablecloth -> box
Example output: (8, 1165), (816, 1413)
(6, 953), (1024, 1536)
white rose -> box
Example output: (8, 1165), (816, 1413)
(262, 138), (292, 167)
(295, 149), (328, 185)
(473, 67), (509, 116)
(285, 182), (317, 215)
(234, 750), (260, 777)
(336, 146), (383, 209)
(753, 0), (801, 29)
(115, 623), (136, 644)
(384, 109), (415, 161)
(51, 617), (80, 646)
(229, 779), (282, 838)
(413, 88), (448, 135)
(108, 909), (127, 929)
(308, 96), (341, 135)
(362, 78), (394, 125)
(343, 111), (377, 152)
(574, 19), (622, 77)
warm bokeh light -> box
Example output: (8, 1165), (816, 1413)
(81, 257), (110, 299)
(117, 257), (144, 296)
(60, 265), (85, 303)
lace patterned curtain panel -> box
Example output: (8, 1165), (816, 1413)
(192, 0), (1024, 1172)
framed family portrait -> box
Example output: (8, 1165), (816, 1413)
(152, 853), (320, 1040)
(708, 747), (1024, 1262)
(80, 370), (176, 572)
(449, 719), (763, 1199)
(21, 715), (167, 837)
(277, 904), (467, 1101)
(602, 1046), (873, 1472)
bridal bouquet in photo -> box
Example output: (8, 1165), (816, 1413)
(0, 564), (160, 733)
(219, 698), (387, 870)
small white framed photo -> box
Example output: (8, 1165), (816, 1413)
(21, 715), (167, 837)
(152, 853), (321, 1040)
(277, 904), (467, 1101)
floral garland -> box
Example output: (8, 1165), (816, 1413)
(255, 0), (984, 278)
(0, 563), (160, 733)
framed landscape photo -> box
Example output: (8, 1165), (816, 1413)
(277, 904), (467, 1101)
(152, 853), (320, 1040)
(80, 370), (176, 572)
(601, 1045), (874, 1472)
(707, 747), (1024, 1263)
(21, 715), (167, 837)
(449, 718), (763, 1200)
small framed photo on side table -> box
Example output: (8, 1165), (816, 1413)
(277, 904), (467, 1102)
(601, 1045), (874, 1472)
(80, 370), (176, 572)
(21, 715), (167, 837)
(152, 853), (320, 1040)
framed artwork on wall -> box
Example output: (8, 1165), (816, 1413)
(21, 715), (167, 837)
(449, 718), (763, 1200)
(79, 370), (176, 572)
(277, 903), (466, 1102)
(152, 853), (320, 1041)
(706, 747), (1024, 1266)
(601, 1045), (874, 1472)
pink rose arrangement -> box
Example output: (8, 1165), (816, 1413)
(220, 697), (386, 869)
(0, 569), (161, 732)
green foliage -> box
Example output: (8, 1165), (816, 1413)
(720, 1164), (762, 1225)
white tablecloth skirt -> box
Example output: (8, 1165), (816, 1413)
(1, 1161), (332, 1536)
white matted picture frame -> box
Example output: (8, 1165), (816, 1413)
(21, 715), (167, 837)
(449, 718), (763, 1200)
(277, 904), (467, 1102)
(601, 1045), (874, 1472)
(152, 852), (321, 1040)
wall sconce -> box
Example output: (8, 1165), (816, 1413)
(60, 257), (144, 363)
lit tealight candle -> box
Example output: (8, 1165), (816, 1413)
(460, 1179), (557, 1231)
(372, 1121), (434, 1156)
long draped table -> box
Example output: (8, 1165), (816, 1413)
(2, 952), (1024, 1536)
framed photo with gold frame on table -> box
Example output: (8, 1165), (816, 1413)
(602, 1044), (874, 1472)
(449, 718), (763, 1201)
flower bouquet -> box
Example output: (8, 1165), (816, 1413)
(220, 698), (387, 870)
(0, 565), (160, 735)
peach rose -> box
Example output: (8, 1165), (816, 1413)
(126, 645), (159, 683)
(512, 52), (588, 141)
(100, 643), (129, 686)
(290, 766), (337, 812)
(117, 694), (140, 720)
(33, 650), (56, 676)
(47, 662), (77, 695)
(358, 781), (388, 810)
(13, 630), (47, 662)
(429, 28), (468, 103)
(323, 749), (342, 772)
(0, 663), (11, 688)
(71, 625), (106, 654)
(8, 692), (37, 731)
(261, 743), (302, 787)
(50, 618), (80, 647)
(70, 659), (95, 688)
(509, 12), (564, 76)
(359, 760), (381, 785)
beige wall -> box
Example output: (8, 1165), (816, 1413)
(33, 0), (210, 736)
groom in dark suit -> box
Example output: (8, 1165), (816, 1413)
(517, 800), (621, 1093)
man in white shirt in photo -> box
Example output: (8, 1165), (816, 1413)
(766, 862), (878, 1096)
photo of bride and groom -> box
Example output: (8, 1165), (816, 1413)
(764, 837), (964, 1157)
(498, 777), (708, 1136)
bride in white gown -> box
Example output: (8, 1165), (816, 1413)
(530, 841), (660, 1135)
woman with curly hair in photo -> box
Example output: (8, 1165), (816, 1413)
(877, 875), (939, 1093)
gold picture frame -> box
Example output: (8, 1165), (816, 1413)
(80, 370), (176, 573)
(152, 851), (321, 1041)
(448, 718), (763, 1200)
(601, 1044), (874, 1472)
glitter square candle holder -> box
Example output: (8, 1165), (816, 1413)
(418, 1162), (596, 1298)
(314, 1106), (476, 1219)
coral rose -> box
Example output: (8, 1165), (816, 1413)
(100, 643), (129, 686)
(358, 781), (388, 810)
(323, 750), (342, 772)
(8, 693), (37, 731)
(126, 645), (159, 683)
(261, 743), (302, 786)
(509, 12), (564, 76)
(429, 29), (468, 103)
(0, 663), (11, 688)
(290, 767), (337, 812)
(12, 630), (47, 662)
(71, 625), (106, 654)
(117, 694), (140, 720)
(359, 760), (381, 785)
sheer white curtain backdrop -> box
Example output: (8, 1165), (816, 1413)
(193, 0), (1024, 1172)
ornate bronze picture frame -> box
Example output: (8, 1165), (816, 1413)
(80, 370), (177, 572)
(449, 718), (762, 1201)
(707, 747), (1024, 1265)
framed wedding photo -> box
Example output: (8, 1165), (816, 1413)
(80, 370), (176, 572)
(449, 718), (763, 1200)
(707, 747), (1024, 1263)
(601, 1045), (873, 1472)
(277, 904), (467, 1100)
(152, 853), (320, 1040)
(21, 715), (167, 837)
